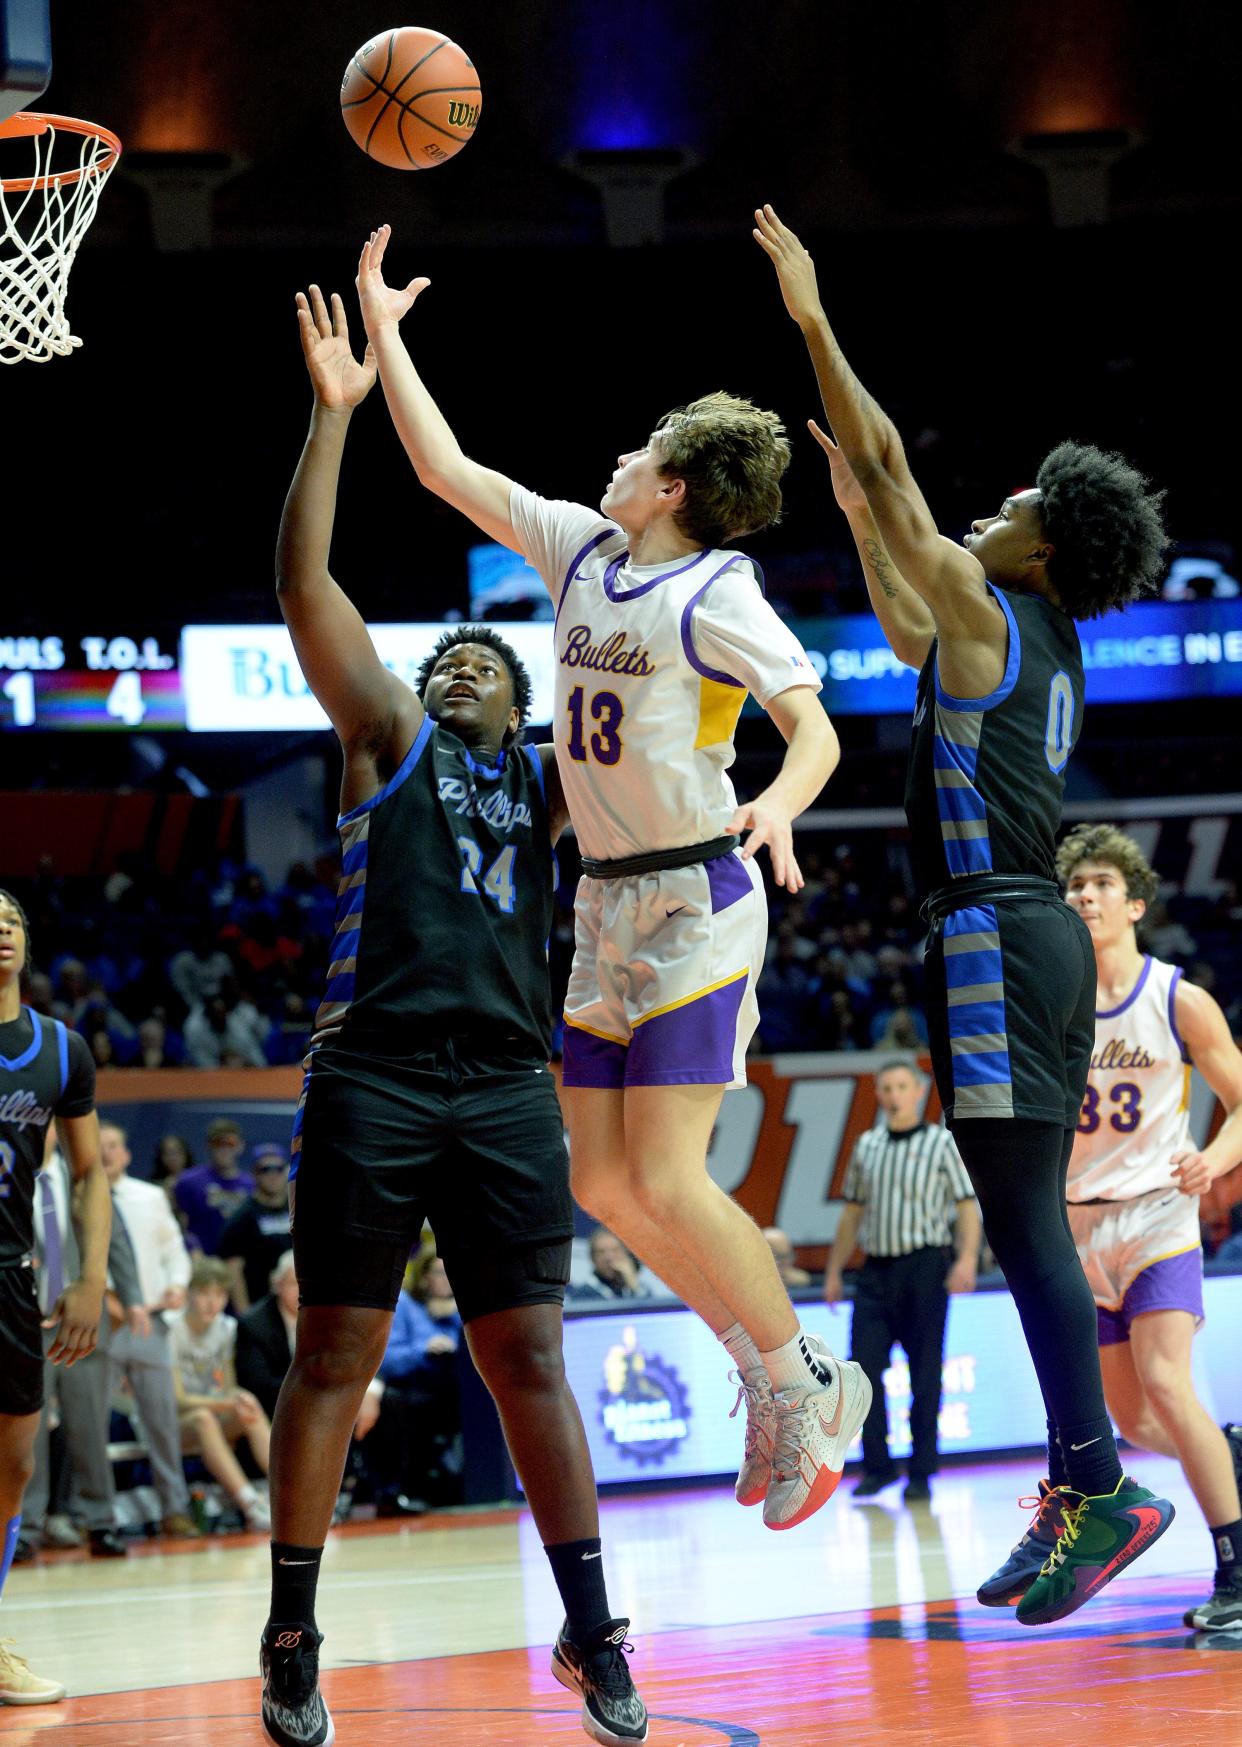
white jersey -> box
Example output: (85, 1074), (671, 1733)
(510, 486), (821, 862)
(1066, 954), (1192, 1202)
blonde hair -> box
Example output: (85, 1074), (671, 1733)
(653, 391), (790, 547)
(188, 1257), (232, 1293)
(1055, 823), (1159, 909)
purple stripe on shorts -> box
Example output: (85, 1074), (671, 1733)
(625, 976), (748, 1087)
(705, 852), (752, 915)
(1096, 1245), (1204, 1345)
(562, 1025), (628, 1089)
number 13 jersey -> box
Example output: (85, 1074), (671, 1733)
(1066, 954), (1192, 1202)
(510, 487), (821, 863)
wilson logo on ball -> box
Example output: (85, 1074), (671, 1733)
(340, 25), (483, 171)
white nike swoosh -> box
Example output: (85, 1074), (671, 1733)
(1069, 1437), (1101, 1451)
(581, 1550), (603, 1560)
(278, 1558), (318, 1565)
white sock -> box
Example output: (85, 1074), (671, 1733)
(719, 1321), (764, 1377)
(236, 1482), (258, 1511)
(760, 1328), (835, 1392)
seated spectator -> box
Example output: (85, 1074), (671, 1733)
(134, 1014), (182, 1069)
(218, 1143), (292, 1312)
(367, 1253), (463, 1511)
(235, 1249), (300, 1419)
(764, 1226), (811, 1288)
(174, 1117), (254, 1255)
(870, 982), (930, 1048)
(184, 978), (270, 1069)
(757, 935), (815, 1052)
(266, 992), (314, 1066)
(568, 1228), (654, 1302)
(168, 1258), (271, 1531)
(168, 923), (233, 1014)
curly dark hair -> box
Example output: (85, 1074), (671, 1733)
(653, 391), (791, 548)
(414, 624), (532, 747)
(1034, 441), (1169, 621)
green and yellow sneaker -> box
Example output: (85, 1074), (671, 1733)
(1016, 1476), (1174, 1626)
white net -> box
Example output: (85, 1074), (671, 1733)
(0, 115), (120, 364)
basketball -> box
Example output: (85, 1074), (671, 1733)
(340, 26), (481, 170)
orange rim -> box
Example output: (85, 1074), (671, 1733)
(0, 111), (122, 194)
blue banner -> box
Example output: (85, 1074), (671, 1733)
(790, 598), (1242, 716)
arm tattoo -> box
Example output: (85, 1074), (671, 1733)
(862, 536), (899, 600)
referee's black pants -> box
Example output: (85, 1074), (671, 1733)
(849, 1246), (953, 1481)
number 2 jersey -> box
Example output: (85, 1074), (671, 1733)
(509, 487), (822, 862)
(0, 1007), (96, 1264)
(1067, 955), (1192, 1203)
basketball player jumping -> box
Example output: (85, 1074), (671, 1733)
(1049, 826), (1241, 1631)
(260, 286), (646, 1747)
(355, 222), (872, 1538)
(756, 204), (1175, 1622)
(0, 889), (111, 1705)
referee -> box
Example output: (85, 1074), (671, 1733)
(825, 1060), (980, 1501)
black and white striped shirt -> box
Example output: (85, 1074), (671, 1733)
(842, 1123), (975, 1257)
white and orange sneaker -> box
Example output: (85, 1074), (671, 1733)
(763, 1341), (872, 1531)
(729, 1366), (776, 1506)
(0, 1638), (66, 1705)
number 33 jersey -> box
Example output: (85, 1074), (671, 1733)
(510, 487), (821, 862)
(1066, 954), (1192, 1203)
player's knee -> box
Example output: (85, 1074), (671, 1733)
(473, 1319), (566, 1397)
(627, 1165), (679, 1224)
(294, 1338), (382, 1395)
(569, 1155), (613, 1221)
(1138, 1364), (1189, 1421)
(12, 1445), (35, 1490)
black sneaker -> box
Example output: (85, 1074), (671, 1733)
(1225, 1424), (1242, 1492)
(261, 1622), (334, 1746)
(852, 1471), (900, 1498)
(1184, 1573), (1242, 1632)
(552, 1617), (648, 1746)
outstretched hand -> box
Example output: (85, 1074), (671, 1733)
(356, 223), (431, 340)
(728, 795), (803, 893)
(752, 204), (824, 331)
(296, 284), (376, 411)
(807, 420), (870, 516)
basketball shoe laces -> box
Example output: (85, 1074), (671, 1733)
(728, 1369), (774, 1462)
(1017, 1487), (1065, 1543)
(770, 1370), (836, 1480)
(1041, 1497), (1088, 1573)
(585, 1627), (636, 1696)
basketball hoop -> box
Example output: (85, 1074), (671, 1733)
(0, 111), (121, 364)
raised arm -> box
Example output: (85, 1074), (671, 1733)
(808, 422), (934, 669)
(356, 224), (520, 549)
(277, 284), (421, 773)
(756, 206), (1008, 695)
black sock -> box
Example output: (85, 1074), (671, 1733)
(1210, 1518), (1242, 1583)
(1058, 1418), (1121, 1497)
(544, 1537), (611, 1643)
(1046, 1417), (1068, 1489)
(269, 1542), (324, 1631)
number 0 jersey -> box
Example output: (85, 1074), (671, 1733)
(906, 585), (1084, 893)
(510, 486), (821, 863)
(308, 719), (556, 1065)
(1066, 955), (1191, 1202)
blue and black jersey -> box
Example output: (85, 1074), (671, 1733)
(905, 585), (1084, 896)
(308, 720), (556, 1066)
(0, 1008), (95, 1264)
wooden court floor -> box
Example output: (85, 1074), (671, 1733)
(2, 1454), (1238, 1746)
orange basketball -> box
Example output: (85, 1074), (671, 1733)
(340, 26), (481, 170)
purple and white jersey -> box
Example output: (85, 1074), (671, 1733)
(509, 487), (821, 863)
(1067, 954), (1193, 1203)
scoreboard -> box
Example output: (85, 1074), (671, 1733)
(3, 599), (1241, 731)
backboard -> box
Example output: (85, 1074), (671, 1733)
(1, 0), (51, 124)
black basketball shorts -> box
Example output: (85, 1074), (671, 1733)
(0, 1260), (45, 1417)
(290, 1045), (574, 1322)
(923, 894), (1095, 1128)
